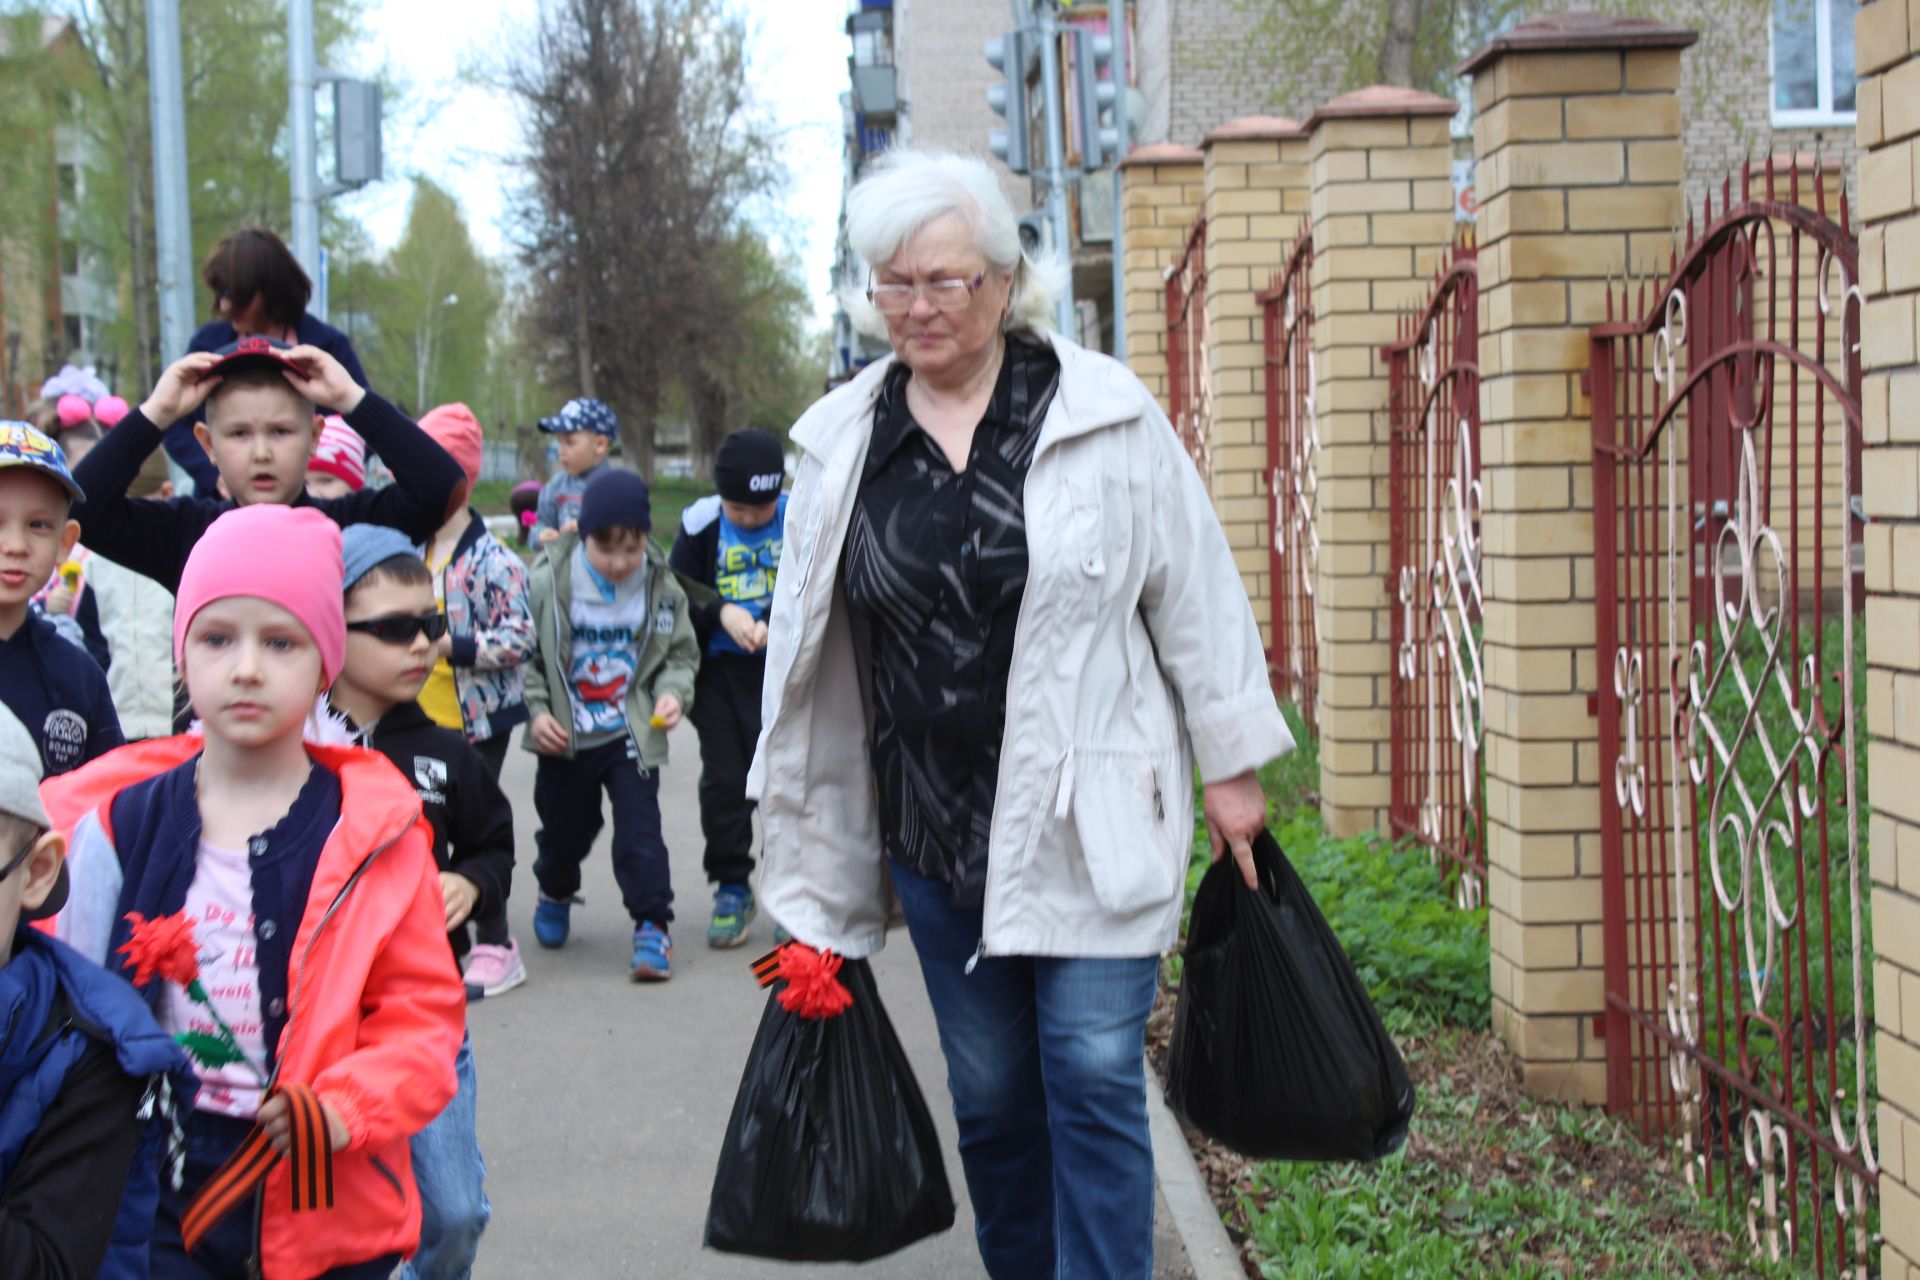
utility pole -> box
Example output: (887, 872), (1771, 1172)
(145, 0), (196, 492)
(1031, 1), (1075, 336)
(288, 0), (321, 313)
(1109, 0), (1130, 360)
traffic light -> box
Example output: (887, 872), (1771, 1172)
(985, 29), (1033, 175)
(1073, 28), (1120, 169)
(334, 80), (383, 186)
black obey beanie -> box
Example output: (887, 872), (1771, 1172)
(713, 429), (785, 504)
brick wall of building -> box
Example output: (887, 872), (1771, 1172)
(894, 0), (1032, 215)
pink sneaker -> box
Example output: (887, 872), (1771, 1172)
(464, 940), (527, 1001)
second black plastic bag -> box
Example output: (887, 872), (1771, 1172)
(1166, 829), (1416, 1162)
(704, 955), (955, 1261)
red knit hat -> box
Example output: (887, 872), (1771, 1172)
(307, 416), (366, 491)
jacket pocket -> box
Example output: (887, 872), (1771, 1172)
(1067, 749), (1184, 916)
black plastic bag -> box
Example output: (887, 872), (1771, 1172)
(1166, 829), (1416, 1161)
(705, 950), (955, 1261)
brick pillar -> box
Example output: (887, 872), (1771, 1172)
(1118, 144), (1204, 409)
(1856, 1), (1920, 1270)
(1463, 15), (1694, 1103)
(1202, 116), (1311, 644)
(1303, 86), (1459, 836)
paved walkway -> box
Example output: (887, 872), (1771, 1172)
(468, 728), (1195, 1277)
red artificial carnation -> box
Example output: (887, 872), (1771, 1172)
(118, 911), (201, 989)
(774, 942), (854, 1020)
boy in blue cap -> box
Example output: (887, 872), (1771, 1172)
(523, 469), (699, 980)
(530, 398), (618, 544)
(0, 422), (123, 775)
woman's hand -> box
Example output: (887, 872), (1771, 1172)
(529, 712), (570, 755)
(1203, 769), (1268, 891)
(258, 1092), (351, 1155)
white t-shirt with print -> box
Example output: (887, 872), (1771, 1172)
(164, 839), (269, 1118)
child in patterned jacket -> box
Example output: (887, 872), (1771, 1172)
(416, 404), (534, 998)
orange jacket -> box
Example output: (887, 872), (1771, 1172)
(42, 736), (465, 1280)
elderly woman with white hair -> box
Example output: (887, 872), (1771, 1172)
(746, 150), (1293, 1276)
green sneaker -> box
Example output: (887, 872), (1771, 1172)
(707, 883), (757, 949)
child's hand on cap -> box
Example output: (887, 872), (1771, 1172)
(139, 351), (224, 429)
(280, 345), (366, 415)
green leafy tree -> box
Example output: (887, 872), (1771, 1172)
(358, 178), (500, 414)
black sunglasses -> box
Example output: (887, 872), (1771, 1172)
(345, 613), (448, 645)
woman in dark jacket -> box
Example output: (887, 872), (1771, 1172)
(171, 227), (370, 494)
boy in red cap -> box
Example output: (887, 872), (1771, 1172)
(68, 338), (461, 595)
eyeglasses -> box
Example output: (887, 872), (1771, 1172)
(0, 826), (48, 883)
(345, 613), (448, 645)
(866, 273), (987, 315)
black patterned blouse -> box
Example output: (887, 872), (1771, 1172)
(842, 335), (1062, 908)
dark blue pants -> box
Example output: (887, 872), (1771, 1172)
(887, 860), (1160, 1280)
(151, 1109), (401, 1279)
(533, 738), (674, 928)
(691, 654), (763, 887)
(467, 733), (512, 947)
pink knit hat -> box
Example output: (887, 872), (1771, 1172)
(418, 403), (484, 500)
(308, 417), (366, 491)
(174, 506), (346, 685)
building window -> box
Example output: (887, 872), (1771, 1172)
(59, 240), (81, 277)
(56, 164), (79, 205)
(1772, 0), (1858, 124)
(61, 315), (84, 357)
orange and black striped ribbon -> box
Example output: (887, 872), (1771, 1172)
(180, 1083), (335, 1254)
(750, 947), (783, 988)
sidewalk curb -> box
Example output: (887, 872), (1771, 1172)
(1145, 1056), (1242, 1280)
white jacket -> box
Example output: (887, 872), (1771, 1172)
(746, 332), (1294, 960)
(86, 553), (176, 740)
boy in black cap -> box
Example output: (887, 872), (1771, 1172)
(0, 701), (194, 1279)
(0, 422), (123, 776)
(668, 428), (785, 948)
(67, 338), (461, 593)
(524, 469), (699, 981)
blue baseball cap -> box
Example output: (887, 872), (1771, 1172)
(538, 398), (619, 438)
(0, 421), (84, 504)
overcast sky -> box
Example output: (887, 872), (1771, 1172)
(329, 0), (849, 324)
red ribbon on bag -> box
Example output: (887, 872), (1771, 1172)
(751, 942), (855, 1019)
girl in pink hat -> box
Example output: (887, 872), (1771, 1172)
(43, 504), (464, 1279)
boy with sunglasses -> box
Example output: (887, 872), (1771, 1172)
(0, 702), (195, 1278)
(328, 525), (509, 1280)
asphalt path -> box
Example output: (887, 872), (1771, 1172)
(466, 726), (1195, 1278)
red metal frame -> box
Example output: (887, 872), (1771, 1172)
(1259, 228), (1317, 728)
(1163, 219), (1211, 483)
(1384, 242), (1484, 906)
(1590, 154), (1872, 1274)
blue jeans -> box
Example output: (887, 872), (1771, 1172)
(403, 1032), (490, 1280)
(887, 860), (1160, 1280)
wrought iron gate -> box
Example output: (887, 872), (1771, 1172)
(1165, 219), (1212, 485)
(1590, 156), (1872, 1275)
(1261, 231), (1317, 727)
(1386, 243), (1484, 907)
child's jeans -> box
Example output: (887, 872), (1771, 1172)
(533, 737), (675, 928)
(403, 1032), (489, 1280)
(151, 1109), (401, 1279)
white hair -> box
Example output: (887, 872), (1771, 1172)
(840, 149), (1067, 339)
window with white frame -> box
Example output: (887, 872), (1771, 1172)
(1772, 0), (1859, 124)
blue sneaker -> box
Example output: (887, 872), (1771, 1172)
(707, 883), (757, 949)
(631, 922), (672, 981)
(533, 895), (575, 949)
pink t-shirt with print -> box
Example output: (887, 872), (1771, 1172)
(164, 839), (269, 1118)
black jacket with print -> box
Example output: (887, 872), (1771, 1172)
(339, 698), (515, 960)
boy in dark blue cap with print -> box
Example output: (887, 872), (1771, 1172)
(531, 398), (619, 545)
(522, 469), (700, 981)
(0, 422), (123, 775)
